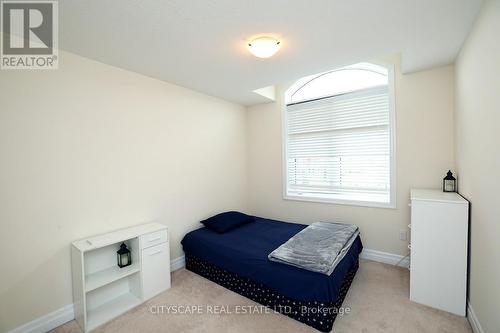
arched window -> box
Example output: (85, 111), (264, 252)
(283, 63), (395, 207)
(286, 63), (389, 104)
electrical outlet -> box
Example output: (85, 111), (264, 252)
(399, 230), (407, 241)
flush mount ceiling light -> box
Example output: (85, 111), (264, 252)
(247, 37), (281, 58)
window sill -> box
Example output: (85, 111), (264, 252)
(284, 194), (396, 209)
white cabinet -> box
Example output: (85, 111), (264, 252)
(71, 223), (170, 332)
(140, 230), (168, 249)
(142, 242), (171, 299)
(409, 189), (468, 316)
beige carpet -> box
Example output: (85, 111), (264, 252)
(51, 260), (472, 333)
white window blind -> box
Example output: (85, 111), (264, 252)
(285, 85), (393, 205)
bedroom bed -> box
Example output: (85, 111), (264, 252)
(181, 216), (363, 332)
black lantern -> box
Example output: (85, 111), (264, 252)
(443, 170), (456, 192)
(117, 242), (132, 268)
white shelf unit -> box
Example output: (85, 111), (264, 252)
(409, 189), (468, 316)
(85, 263), (140, 293)
(71, 223), (170, 332)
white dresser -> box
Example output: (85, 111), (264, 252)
(409, 189), (468, 316)
(71, 223), (171, 332)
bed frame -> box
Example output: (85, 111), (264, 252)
(185, 254), (359, 332)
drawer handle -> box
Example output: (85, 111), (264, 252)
(148, 236), (162, 242)
(148, 250), (162, 256)
(408, 244), (412, 250)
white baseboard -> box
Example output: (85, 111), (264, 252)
(8, 250), (408, 333)
(170, 251), (409, 270)
(7, 304), (74, 333)
(360, 248), (410, 268)
(169, 251), (408, 271)
(467, 301), (485, 333)
(170, 255), (186, 271)
(7, 256), (186, 333)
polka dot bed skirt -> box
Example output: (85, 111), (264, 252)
(185, 254), (359, 332)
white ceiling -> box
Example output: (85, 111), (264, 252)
(59, 0), (482, 106)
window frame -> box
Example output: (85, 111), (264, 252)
(281, 62), (397, 209)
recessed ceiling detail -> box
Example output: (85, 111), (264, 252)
(59, 0), (482, 106)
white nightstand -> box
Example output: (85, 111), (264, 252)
(71, 223), (170, 332)
(409, 189), (468, 316)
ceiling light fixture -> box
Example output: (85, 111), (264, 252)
(247, 37), (281, 58)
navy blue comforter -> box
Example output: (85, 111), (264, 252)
(181, 217), (363, 303)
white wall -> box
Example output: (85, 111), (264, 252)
(0, 39), (465, 333)
(0, 51), (247, 332)
(455, 1), (500, 332)
(246, 56), (455, 256)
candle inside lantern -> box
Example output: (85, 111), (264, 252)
(117, 242), (132, 268)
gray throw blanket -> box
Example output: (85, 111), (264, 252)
(268, 222), (359, 275)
